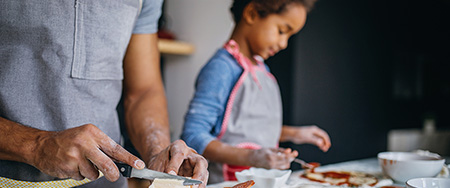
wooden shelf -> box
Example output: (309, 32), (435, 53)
(158, 39), (195, 55)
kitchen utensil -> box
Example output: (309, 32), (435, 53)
(235, 167), (291, 188)
(292, 158), (314, 169)
(377, 151), (445, 183)
(115, 162), (202, 186)
(406, 178), (450, 188)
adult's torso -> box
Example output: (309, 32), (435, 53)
(0, 0), (140, 185)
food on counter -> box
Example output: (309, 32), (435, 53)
(148, 179), (192, 188)
(224, 180), (255, 188)
(301, 167), (378, 187)
(308, 162), (321, 168)
(299, 161), (378, 186)
(306, 162), (321, 169)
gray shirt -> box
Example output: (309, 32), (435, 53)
(0, 0), (162, 185)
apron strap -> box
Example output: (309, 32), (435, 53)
(138, 0), (143, 14)
(224, 40), (262, 88)
(218, 40), (266, 139)
(0, 172), (103, 188)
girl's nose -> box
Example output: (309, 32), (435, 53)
(279, 37), (289, 50)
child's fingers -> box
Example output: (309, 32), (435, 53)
(282, 148), (299, 159)
(312, 128), (331, 151)
(291, 149), (299, 157)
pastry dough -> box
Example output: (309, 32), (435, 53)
(148, 179), (192, 188)
(302, 170), (378, 186)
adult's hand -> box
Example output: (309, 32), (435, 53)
(248, 147), (298, 169)
(146, 140), (209, 188)
(32, 124), (145, 182)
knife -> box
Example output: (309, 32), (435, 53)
(115, 162), (203, 186)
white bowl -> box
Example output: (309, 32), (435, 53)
(378, 151), (445, 183)
(406, 178), (450, 188)
(235, 167), (291, 188)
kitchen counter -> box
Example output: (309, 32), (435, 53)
(208, 156), (450, 188)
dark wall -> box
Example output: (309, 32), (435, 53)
(267, 0), (450, 169)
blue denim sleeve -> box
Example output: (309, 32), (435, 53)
(181, 55), (238, 154)
(132, 0), (163, 34)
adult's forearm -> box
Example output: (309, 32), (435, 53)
(124, 90), (170, 161)
(122, 33), (171, 162)
(0, 117), (42, 164)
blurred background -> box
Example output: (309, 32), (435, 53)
(145, 0), (449, 170)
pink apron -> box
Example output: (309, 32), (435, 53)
(208, 40), (283, 184)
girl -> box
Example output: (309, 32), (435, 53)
(181, 0), (331, 184)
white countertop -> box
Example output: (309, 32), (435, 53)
(208, 157), (450, 188)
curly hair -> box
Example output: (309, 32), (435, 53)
(230, 0), (317, 23)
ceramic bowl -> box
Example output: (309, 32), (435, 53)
(235, 167), (291, 188)
(378, 151), (445, 183)
(406, 178), (450, 188)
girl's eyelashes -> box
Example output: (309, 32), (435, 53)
(279, 26), (292, 35)
(279, 23), (294, 35)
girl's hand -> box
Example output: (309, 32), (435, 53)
(284, 125), (331, 152)
(248, 148), (298, 169)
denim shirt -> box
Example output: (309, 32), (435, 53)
(181, 48), (272, 154)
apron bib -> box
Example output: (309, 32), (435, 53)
(208, 40), (283, 184)
(0, 0), (142, 187)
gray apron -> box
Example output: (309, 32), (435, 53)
(208, 40), (283, 184)
(0, 0), (141, 187)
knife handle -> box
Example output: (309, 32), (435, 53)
(115, 162), (132, 177)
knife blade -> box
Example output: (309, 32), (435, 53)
(115, 162), (203, 186)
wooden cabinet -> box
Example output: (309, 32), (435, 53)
(158, 39), (194, 55)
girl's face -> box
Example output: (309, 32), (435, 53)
(247, 4), (307, 60)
